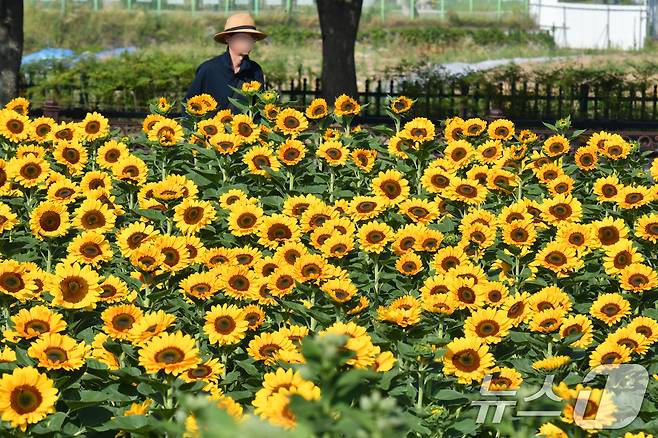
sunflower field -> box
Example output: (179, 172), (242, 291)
(1, 84), (658, 438)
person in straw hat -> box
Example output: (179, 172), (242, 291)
(185, 12), (267, 115)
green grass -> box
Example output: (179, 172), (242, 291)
(23, 4), (558, 82)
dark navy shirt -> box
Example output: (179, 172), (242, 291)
(184, 47), (265, 116)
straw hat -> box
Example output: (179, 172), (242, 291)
(214, 12), (267, 44)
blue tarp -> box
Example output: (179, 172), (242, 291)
(21, 47), (137, 66)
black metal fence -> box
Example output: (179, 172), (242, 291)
(20, 76), (658, 128)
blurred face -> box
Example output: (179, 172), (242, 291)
(227, 33), (256, 55)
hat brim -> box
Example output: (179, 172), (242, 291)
(214, 29), (268, 44)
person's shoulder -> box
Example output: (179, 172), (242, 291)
(249, 58), (264, 72)
(196, 54), (225, 73)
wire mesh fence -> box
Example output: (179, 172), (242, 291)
(30, 0), (530, 19)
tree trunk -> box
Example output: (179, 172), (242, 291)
(316, 0), (363, 104)
(0, 0), (23, 106)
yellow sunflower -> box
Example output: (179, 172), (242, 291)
(101, 304), (144, 340)
(112, 155), (148, 185)
(371, 169), (410, 205)
(0, 366), (58, 432)
(276, 108), (309, 136)
(79, 111), (109, 141)
(532, 355), (571, 371)
(502, 219), (537, 248)
(574, 145), (598, 171)
(231, 114), (261, 144)
(487, 118), (514, 140)
(0, 109), (32, 143)
(593, 175), (621, 202)
(389, 96), (414, 114)
(532, 241), (581, 275)
(559, 314), (594, 348)
(442, 337), (495, 384)
(542, 134), (570, 157)
(401, 117), (436, 144)
(592, 217), (628, 248)
(244, 145), (281, 176)
(446, 177), (489, 205)
(47, 262), (102, 310)
(377, 295), (422, 327)
(247, 331), (296, 365)
(147, 118), (184, 147)
(444, 139), (474, 168)
(4, 305), (66, 341)
(475, 139), (503, 164)
(334, 94), (361, 117)
(46, 179), (79, 204)
(590, 293), (631, 326)
(635, 213), (658, 243)
(306, 98), (329, 119)
(616, 185), (654, 209)
(588, 342), (632, 368)
(541, 193), (582, 225)
(351, 148), (377, 172)
(180, 358), (225, 385)
(128, 310), (176, 346)
(208, 132), (242, 155)
(318, 140), (350, 166)
(173, 198), (216, 235)
(277, 138), (306, 166)
(65, 231), (112, 266)
(29, 201), (71, 240)
(138, 331), (200, 375)
(73, 198), (116, 234)
(7, 155), (50, 188)
(258, 214), (301, 249)
(27, 332), (90, 371)
(464, 308), (512, 344)
(421, 165), (453, 194)
(619, 263), (658, 292)
(204, 304), (249, 345)
(4, 96), (30, 114)
(357, 221), (393, 253)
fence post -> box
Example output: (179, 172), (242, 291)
(579, 83), (589, 119)
(225, 0), (230, 15)
(156, 0), (162, 15)
(191, 0), (196, 15)
(380, 0), (385, 20)
(93, 0), (99, 11)
(127, 0), (132, 9)
(253, 0), (259, 15)
(497, 0), (502, 19)
(60, 0), (66, 14)
(440, 0), (445, 19)
(409, 0), (416, 19)
(43, 100), (61, 122)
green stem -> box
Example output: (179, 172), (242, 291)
(46, 246), (52, 273)
(309, 289), (317, 331)
(164, 376), (175, 412)
(514, 255), (521, 294)
(1, 297), (9, 331)
(288, 169), (295, 191)
(373, 256), (381, 305)
(161, 151), (168, 179)
(218, 156), (228, 182)
(413, 155), (422, 195)
(328, 168), (335, 203)
(416, 372), (424, 410)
